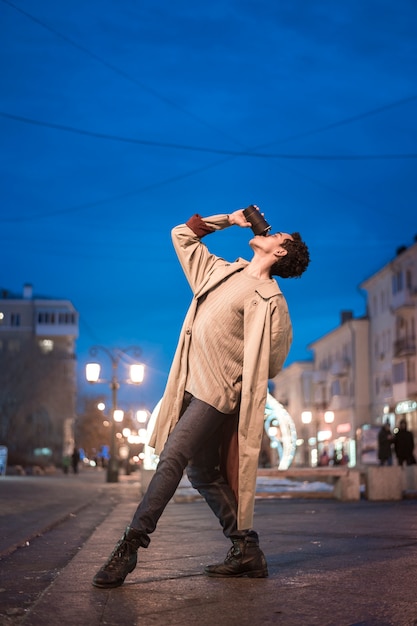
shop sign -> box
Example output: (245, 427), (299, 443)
(395, 400), (417, 414)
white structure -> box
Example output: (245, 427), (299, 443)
(272, 236), (417, 469)
(272, 313), (369, 467)
(144, 393), (297, 471)
(360, 238), (417, 434)
(306, 312), (370, 466)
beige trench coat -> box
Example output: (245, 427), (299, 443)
(149, 214), (292, 529)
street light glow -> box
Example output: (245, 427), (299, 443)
(86, 362), (100, 382)
(130, 363), (145, 384)
(324, 411), (335, 424)
(136, 409), (148, 423)
(114, 409), (124, 422)
(85, 345), (145, 483)
(301, 411), (313, 424)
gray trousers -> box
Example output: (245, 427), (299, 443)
(130, 392), (254, 547)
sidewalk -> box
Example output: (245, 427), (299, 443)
(20, 477), (417, 626)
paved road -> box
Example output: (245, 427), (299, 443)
(0, 469), (141, 625)
(1, 471), (417, 625)
(0, 468), (131, 557)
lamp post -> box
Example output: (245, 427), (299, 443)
(85, 346), (145, 483)
(301, 409), (334, 467)
(301, 411), (313, 466)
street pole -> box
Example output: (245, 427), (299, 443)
(107, 366), (120, 483)
(86, 345), (144, 484)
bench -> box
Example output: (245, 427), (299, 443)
(257, 467), (361, 501)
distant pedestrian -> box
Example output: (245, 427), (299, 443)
(62, 455), (70, 474)
(71, 447), (80, 474)
(378, 421), (394, 466)
(394, 419), (416, 466)
(319, 448), (330, 466)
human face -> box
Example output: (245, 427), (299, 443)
(268, 232), (293, 246)
(250, 231), (293, 255)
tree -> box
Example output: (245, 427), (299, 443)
(75, 396), (111, 461)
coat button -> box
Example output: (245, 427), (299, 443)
(186, 328), (191, 335)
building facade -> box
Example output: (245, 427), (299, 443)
(0, 284), (79, 467)
(271, 236), (417, 468)
(360, 239), (417, 434)
(272, 313), (369, 467)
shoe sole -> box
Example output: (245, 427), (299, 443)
(92, 579), (125, 589)
(92, 563), (136, 589)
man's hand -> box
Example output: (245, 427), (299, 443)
(228, 208), (253, 228)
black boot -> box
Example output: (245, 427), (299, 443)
(92, 526), (143, 588)
(204, 535), (268, 578)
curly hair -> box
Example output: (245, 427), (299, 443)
(270, 232), (310, 278)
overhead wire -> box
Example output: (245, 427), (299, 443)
(1, 0), (416, 228)
(3, 0), (416, 159)
(0, 0), (246, 149)
(1, 110), (416, 160)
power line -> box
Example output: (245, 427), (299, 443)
(0, 155), (233, 223)
(3, 0), (417, 156)
(2, 111), (416, 160)
(255, 94), (417, 150)
(2, 0), (416, 226)
(0, 0), (246, 149)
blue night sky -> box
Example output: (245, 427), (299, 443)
(1, 0), (416, 412)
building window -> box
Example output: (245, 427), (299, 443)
(58, 312), (76, 324)
(331, 379), (341, 396)
(393, 362), (406, 384)
(11, 313), (21, 326)
(392, 270), (403, 295)
(406, 269), (412, 291)
(407, 359), (415, 383)
(38, 312), (56, 324)
(373, 295), (378, 316)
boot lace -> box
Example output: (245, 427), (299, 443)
(225, 542), (242, 563)
(102, 540), (132, 572)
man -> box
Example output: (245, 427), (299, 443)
(394, 419), (416, 466)
(92, 207), (310, 588)
(378, 421), (394, 466)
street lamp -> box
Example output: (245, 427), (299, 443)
(85, 345), (145, 483)
(301, 409), (335, 466)
(301, 411), (313, 466)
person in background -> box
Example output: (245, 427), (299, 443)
(394, 419), (416, 466)
(62, 454), (70, 474)
(377, 421), (394, 466)
(319, 448), (330, 466)
(92, 207), (310, 588)
(71, 447), (80, 474)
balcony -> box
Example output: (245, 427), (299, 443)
(393, 338), (416, 358)
(330, 358), (350, 377)
(392, 288), (417, 311)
